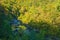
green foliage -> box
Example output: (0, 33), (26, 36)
(0, 5), (12, 40)
(57, 5), (60, 12)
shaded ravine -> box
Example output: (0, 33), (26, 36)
(9, 18), (60, 40)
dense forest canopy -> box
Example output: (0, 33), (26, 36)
(0, 0), (60, 40)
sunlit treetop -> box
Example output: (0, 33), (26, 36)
(0, 0), (60, 26)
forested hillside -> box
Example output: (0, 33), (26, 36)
(0, 0), (60, 40)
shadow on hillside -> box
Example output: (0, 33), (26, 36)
(0, 4), (22, 40)
(28, 20), (60, 40)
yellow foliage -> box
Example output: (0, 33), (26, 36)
(19, 25), (27, 30)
